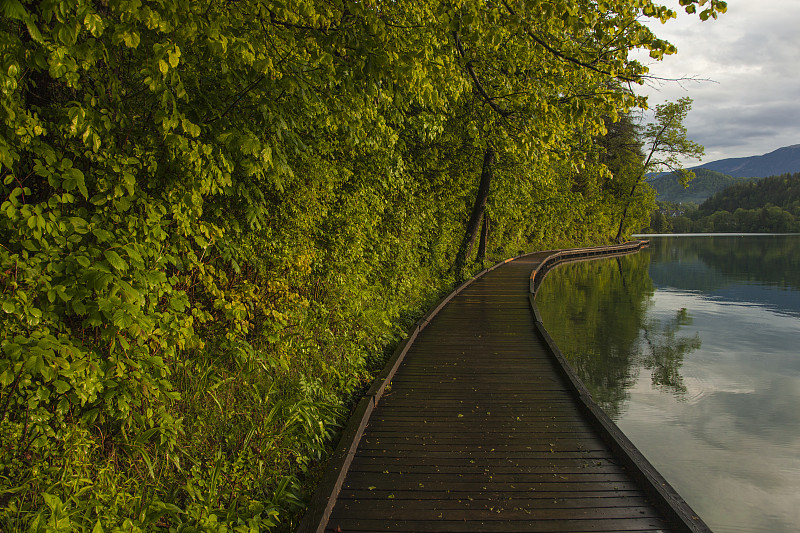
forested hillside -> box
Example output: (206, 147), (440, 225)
(649, 144), (800, 205)
(0, 0), (725, 530)
(649, 168), (752, 203)
(697, 172), (800, 215)
(650, 172), (800, 233)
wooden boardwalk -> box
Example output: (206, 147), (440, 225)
(299, 245), (709, 532)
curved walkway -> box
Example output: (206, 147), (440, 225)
(298, 243), (709, 532)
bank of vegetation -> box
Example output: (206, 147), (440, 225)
(0, 0), (725, 530)
(648, 172), (800, 233)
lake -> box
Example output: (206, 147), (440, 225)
(535, 234), (800, 533)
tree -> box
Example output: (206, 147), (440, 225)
(446, 1), (726, 270)
(454, 147), (495, 273)
(615, 97), (705, 242)
(650, 210), (672, 233)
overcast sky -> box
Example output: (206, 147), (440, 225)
(631, 0), (800, 164)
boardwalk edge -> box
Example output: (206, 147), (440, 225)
(528, 240), (713, 533)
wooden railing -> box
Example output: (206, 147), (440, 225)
(529, 240), (650, 293)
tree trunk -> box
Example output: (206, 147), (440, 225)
(455, 146), (495, 275)
(614, 179), (640, 243)
(477, 211), (490, 262)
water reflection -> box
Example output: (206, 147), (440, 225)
(535, 235), (800, 533)
(649, 235), (800, 317)
(535, 252), (701, 417)
(641, 307), (699, 395)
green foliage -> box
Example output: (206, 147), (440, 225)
(0, 0), (727, 530)
(641, 98), (705, 178)
(650, 210), (672, 233)
(697, 172), (800, 215)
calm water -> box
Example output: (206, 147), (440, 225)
(536, 235), (800, 533)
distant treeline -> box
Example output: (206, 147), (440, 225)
(647, 172), (800, 233)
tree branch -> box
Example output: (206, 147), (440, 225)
(204, 75), (269, 124)
(500, 0), (640, 83)
(453, 32), (513, 118)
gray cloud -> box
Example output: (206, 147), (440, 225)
(633, 0), (800, 163)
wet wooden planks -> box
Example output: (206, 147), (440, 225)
(319, 255), (674, 532)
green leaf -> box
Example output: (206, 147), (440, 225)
(70, 217), (90, 234)
(125, 244), (143, 262)
(0, 370), (15, 386)
(92, 228), (114, 242)
(71, 300), (87, 315)
(25, 19), (43, 43)
(83, 409), (100, 425)
(112, 308), (130, 327)
(1, 0), (28, 21)
(42, 493), (61, 511)
(90, 194), (108, 205)
(104, 250), (128, 271)
(168, 46), (181, 68)
(84, 13), (105, 37)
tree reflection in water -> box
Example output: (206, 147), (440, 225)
(536, 251), (700, 418)
(642, 307), (700, 395)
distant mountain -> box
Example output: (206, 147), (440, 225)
(695, 144), (800, 178)
(648, 144), (800, 204)
(650, 168), (754, 204)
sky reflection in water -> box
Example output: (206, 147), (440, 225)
(536, 236), (800, 533)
